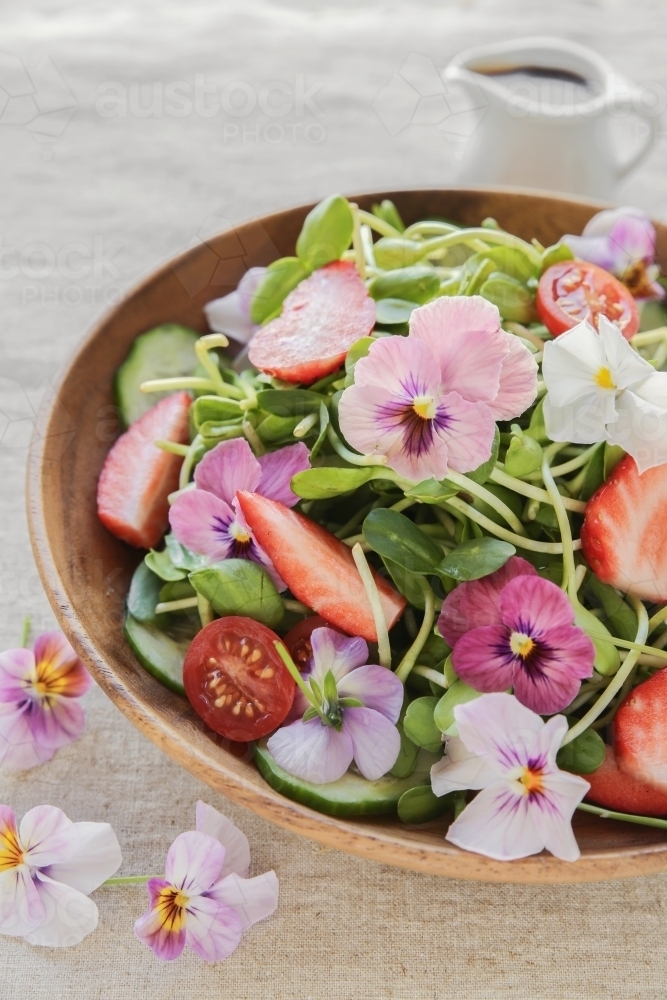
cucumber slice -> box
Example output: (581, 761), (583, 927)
(124, 613), (193, 695)
(254, 740), (441, 817)
(114, 324), (201, 426)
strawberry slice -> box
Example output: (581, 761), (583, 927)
(248, 260), (376, 384)
(583, 744), (667, 817)
(236, 490), (406, 641)
(97, 392), (191, 549)
(612, 668), (667, 795)
(581, 455), (667, 602)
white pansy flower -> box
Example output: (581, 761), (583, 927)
(542, 315), (667, 472)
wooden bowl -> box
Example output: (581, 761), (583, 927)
(28, 188), (667, 883)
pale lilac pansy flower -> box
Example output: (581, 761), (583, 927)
(0, 632), (92, 771)
(134, 801), (278, 963)
(431, 693), (590, 862)
(169, 438), (310, 590)
(338, 296), (538, 483)
(0, 804), (121, 946)
(562, 206), (663, 300)
(204, 267), (267, 345)
(438, 556), (594, 715)
(542, 315), (667, 472)
(267, 627), (403, 784)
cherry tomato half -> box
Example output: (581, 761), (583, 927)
(536, 260), (639, 340)
(282, 615), (338, 672)
(183, 617), (295, 742)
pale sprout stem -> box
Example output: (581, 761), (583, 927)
(141, 376), (215, 393)
(293, 412), (319, 438)
(350, 203), (366, 279)
(155, 597), (199, 614)
(446, 470), (526, 535)
(326, 425), (388, 467)
(155, 440), (189, 456)
(179, 435), (203, 489)
(360, 224), (376, 269)
(242, 420), (265, 456)
(630, 327), (667, 348)
(396, 577), (436, 684)
(541, 457), (577, 595)
(561, 597), (648, 747)
(351, 543), (391, 669)
(444, 496), (579, 555)
(356, 209), (402, 239)
(195, 334), (230, 395)
(282, 599), (311, 614)
(490, 467), (586, 513)
(412, 665), (447, 687)
(197, 594), (214, 628)
(648, 604), (667, 634)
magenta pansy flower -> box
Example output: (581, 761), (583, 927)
(204, 267), (266, 345)
(431, 694), (589, 861)
(438, 556), (595, 715)
(0, 804), (121, 946)
(338, 296), (538, 482)
(562, 206), (663, 299)
(0, 632), (92, 771)
(134, 801), (278, 963)
(267, 627), (403, 784)
(169, 438), (310, 591)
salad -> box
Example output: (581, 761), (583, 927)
(97, 195), (667, 863)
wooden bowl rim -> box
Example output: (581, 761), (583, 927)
(27, 186), (667, 884)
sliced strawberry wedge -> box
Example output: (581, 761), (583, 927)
(236, 491), (405, 641)
(97, 391), (191, 549)
(612, 669), (667, 794)
(581, 455), (667, 602)
(248, 260), (376, 384)
(583, 744), (667, 817)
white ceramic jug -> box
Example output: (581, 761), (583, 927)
(443, 37), (659, 198)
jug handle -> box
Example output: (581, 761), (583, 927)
(611, 76), (657, 179)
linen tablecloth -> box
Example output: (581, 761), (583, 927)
(2, 2), (667, 996)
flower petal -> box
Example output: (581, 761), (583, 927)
(337, 664), (404, 723)
(308, 628), (368, 687)
(511, 625), (595, 715)
(257, 442), (310, 507)
(430, 736), (501, 796)
(184, 894), (243, 962)
(204, 267), (266, 345)
(164, 831), (225, 895)
(445, 782), (545, 861)
(0, 648), (34, 702)
(529, 770), (589, 862)
(598, 315), (654, 388)
(194, 439), (261, 505)
(40, 822), (122, 894)
(229, 499), (288, 592)
(267, 718), (353, 784)
(32, 632), (91, 699)
(542, 321), (612, 407)
(0, 703), (56, 770)
(343, 706), (401, 780)
(169, 490), (236, 561)
(488, 332), (539, 420)
(195, 802), (250, 879)
(606, 383), (667, 473)
(433, 393), (496, 475)
(543, 391), (613, 446)
(0, 867), (45, 936)
(408, 296), (508, 402)
(23, 873), (99, 947)
(437, 556), (536, 646)
(561, 234), (616, 272)
(206, 870), (279, 931)
(607, 212), (656, 271)
(454, 692), (544, 773)
(500, 574), (575, 633)
(25, 695), (86, 751)
(349, 334), (439, 394)
(21, 805), (77, 869)
(451, 625), (515, 693)
(134, 879), (186, 961)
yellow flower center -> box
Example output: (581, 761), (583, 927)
(412, 395), (435, 421)
(509, 631), (535, 659)
(154, 886), (189, 933)
(0, 823), (24, 873)
(231, 523), (251, 544)
(594, 366), (616, 390)
(519, 766), (544, 796)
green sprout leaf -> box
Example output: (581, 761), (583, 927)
(368, 266), (440, 305)
(250, 256), (309, 324)
(556, 726), (605, 774)
(291, 466), (376, 500)
(296, 194), (353, 270)
(363, 509), (443, 574)
(403, 697), (442, 753)
(189, 559), (284, 628)
(437, 537), (516, 582)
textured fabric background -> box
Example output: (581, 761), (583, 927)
(2, 2), (667, 997)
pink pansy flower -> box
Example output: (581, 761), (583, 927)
(267, 627), (403, 784)
(431, 693), (589, 861)
(562, 206), (663, 299)
(0, 632), (92, 771)
(438, 556), (594, 715)
(204, 267), (267, 345)
(338, 296), (538, 482)
(134, 801), (278, 963)
(0, 804), (121, 946)
(169, 438), (310, 591)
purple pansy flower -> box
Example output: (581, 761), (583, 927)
(169, 438), (310, 591)
(134, 801), (278, 963)
(338, 296), (538, 483)
(204, 267), (267, 345)
(562, 206), (663, 299)
(438, 556), (595, 715)
(431, 693), (590, 861)
(267, 627), (403, 784)
(0, 632), (92, 771)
